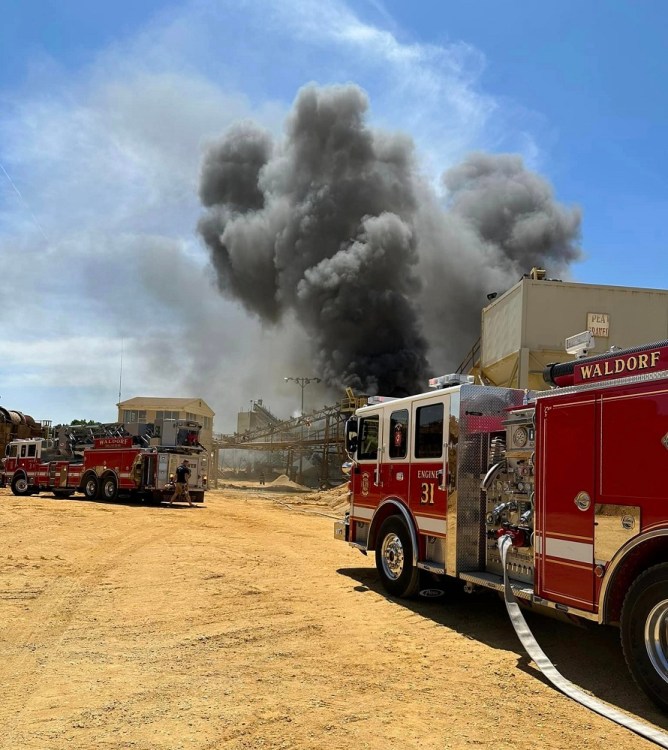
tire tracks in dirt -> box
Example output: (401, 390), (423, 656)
(0, 520), (178, 749)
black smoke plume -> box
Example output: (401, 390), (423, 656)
(198, 84), (581, 395)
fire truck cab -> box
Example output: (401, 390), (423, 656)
(336, 340), (668, 710)
(338, 379), (527, 597)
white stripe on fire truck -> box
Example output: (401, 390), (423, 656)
(544, 537), (593, 565)
(414, 515), (446, 535)
(351, 505), (374, 521)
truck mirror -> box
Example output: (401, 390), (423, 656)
(345, 417), (358, 455)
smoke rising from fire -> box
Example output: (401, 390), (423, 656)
(198, 84), (581, 395)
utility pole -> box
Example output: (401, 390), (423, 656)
(284, 376), (321, 483)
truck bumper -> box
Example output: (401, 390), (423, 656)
(334, 517), (349, 542)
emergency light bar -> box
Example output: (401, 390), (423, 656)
(429, 374), (475, 389)
(565, 330), (595, 358)
(366, 395), (399, 405)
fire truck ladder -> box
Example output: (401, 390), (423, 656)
(58, 422), (127, 454)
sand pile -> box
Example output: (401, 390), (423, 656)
(267, 474), (310, 492)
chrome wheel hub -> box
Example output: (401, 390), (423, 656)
(381, 533), (405, 581)
(645, 599), (668, 683)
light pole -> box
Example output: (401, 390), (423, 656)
(284, 376), (321, 483)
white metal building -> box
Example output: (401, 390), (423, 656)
(477, 272), (668, 390)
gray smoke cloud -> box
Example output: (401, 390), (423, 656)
(198, 84), (581, 394)
(415, 152), (583, 373)
(444, 152), (581, 272)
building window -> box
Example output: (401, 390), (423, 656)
(123, 410), (146, 423)
(156, 411), (180, 421)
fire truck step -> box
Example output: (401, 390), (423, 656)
(459, 571), (534, 601)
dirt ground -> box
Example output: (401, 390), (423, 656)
(1, 483), (668, 750)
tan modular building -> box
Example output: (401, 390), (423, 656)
(117, 397), (214, 456)
(478, 274), (668, 391)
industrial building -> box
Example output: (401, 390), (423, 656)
(467, 269), (668, 390)
(117, 397), (214, 456)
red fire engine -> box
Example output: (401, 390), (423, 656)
(1, 419), (207, 503)
(335, 338), (668, 710)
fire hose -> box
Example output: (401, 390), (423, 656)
(498, 534), (668, 747)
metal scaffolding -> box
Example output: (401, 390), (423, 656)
(211, 390), (366, 488)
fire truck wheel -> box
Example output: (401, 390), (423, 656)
(621, 562), (668, 711)
(375, 516), (420, 598)
(82, 474), (100, 500)
(11, 473), (32, 497)
(100, 474), (119, 501)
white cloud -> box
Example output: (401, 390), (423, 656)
(0, 0), (541, 430)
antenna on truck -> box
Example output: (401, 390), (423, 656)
(118, 338), (124, 405)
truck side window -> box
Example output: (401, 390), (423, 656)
(389, 410), (409, 459)
(358, 416), (379, 461)
(448, 391), (460, 491)
(415, 403), (444, 459)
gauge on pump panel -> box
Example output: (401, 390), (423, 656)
(512, 426), (529, 448)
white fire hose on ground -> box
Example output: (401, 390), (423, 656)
(498, 535), (668, 748)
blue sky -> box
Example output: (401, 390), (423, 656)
(1, 0), (666, 430)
